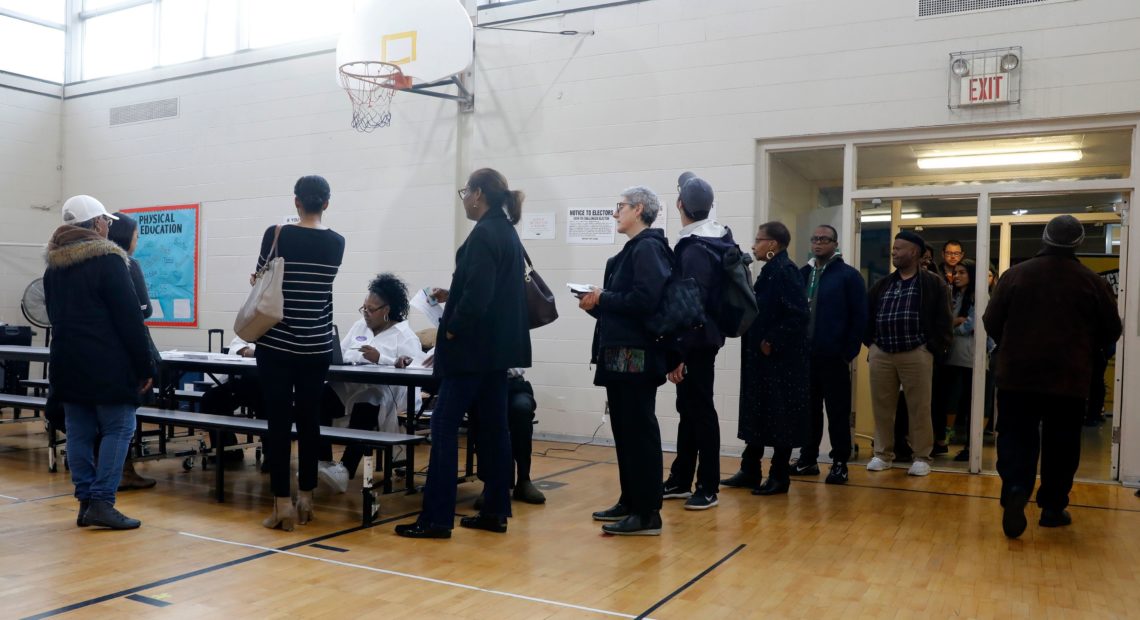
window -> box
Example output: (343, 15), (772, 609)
(246, 0), (355, 50)
(82, 4), (155, 80)
(0, 1), (64, 82)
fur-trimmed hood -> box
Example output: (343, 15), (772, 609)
(46, 225), (129, 270)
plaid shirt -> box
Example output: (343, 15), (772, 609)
(874, 275), (926, 353)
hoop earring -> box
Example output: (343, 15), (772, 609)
(765, 250), (776, 260)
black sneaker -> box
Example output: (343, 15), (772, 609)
(931, 444), (949, 456)
(683, 493), (718, 511)
(602, 512), (662, 536)
(825, 462), (848, 485)
(1039, 509), (1072, 528)
(720, 470), (760, 488)
(790, 460), (820, 476)
(82, 500), (141, 530)
(592, 503), (629, 522)
(662, 479), (692, 500)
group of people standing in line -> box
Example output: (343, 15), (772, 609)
(44, 166), (1121, 540)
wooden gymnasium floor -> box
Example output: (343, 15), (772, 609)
(2, 419), (1140, 619)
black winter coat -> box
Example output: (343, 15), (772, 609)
(800, 256), (868, 361)
(738, 250), (810, 448)
(590, 228), (672, 386)
(672, 225), (738, 358)
(44, 226), (156, 405)
(435, 208), (532, 377)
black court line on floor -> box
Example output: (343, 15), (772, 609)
(309, 543), (349, 553)
(124, 594), (171, 608)
(21, 460), (603, 619)
(635, 544), (747, 619)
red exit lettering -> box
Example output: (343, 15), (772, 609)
(968, 74), (1006, 103)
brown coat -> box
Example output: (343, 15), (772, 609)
(983, 248), (1121, 399)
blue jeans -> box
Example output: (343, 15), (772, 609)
(64, 402), (137, 504)
(419, 372), (512, 529)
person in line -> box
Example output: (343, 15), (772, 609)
(984, 215), (1121, 538)
(254, 175), (345, 531)
(395, 168), (531, 539)
(863, 231), (953, 477)
(107, 212), (161, 490)
(473, 368), (547, 507)
(940, 239), (965, 286)
(317, 273), (424, 493)
(941, 259), (980, 462)
(921, 246), (939, 275)
(46, 195), (155, 529)
(722, 222), (809, 495)
(792, 224), (867, 485)
(661, 173), (735, 511)
(579, 186), (671, 536)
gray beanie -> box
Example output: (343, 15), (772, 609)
(1042, 215), (1085, 249)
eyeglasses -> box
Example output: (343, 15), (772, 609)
(943, 250), (964, 257)
(457, 187), (470, 200)
(809, 236), (836, 244)
(359, 304), (389, 316)
(613, 202), (635, 215)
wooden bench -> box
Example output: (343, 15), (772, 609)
(134, 408), (424, 525)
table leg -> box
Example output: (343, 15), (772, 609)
(212, 429), (224, 502)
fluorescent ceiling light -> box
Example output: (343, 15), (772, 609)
(917, 150), (1083, 170)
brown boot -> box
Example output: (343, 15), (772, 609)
(295, 490), (314, 525)
(118, 458), (157, 491)
(262, 496), (296, 531)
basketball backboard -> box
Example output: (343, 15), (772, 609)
(336, 0), (474, 85)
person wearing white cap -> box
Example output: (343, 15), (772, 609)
(984, 214), (1121, 539)
(44, 195), (155, 530)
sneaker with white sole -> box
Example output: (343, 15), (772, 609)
(683, 493), (718, 510)
(317, 461), (349, 494)
(907, 461), (931, 477)
(866, 457), (893, 472)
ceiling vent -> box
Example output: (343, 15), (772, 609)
(109, 98), (178, 126)
(919, 0), (1074, 18)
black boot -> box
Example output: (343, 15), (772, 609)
(83, 500), (141, 530)
(601, 512), (662, 536)
(1002, 487), (1030, 539)
(720, 470), (760, 488)
(459, 514), (508, 533)
(1039, 509), (1072, 528)
(752, 477), (790, 496)
(77, 500), (90, 527)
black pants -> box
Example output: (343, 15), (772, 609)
(739, 442), (763, 480)
(996, 390), (1084, 511)
(257, 352), (330, 498)
(606, 381), (663, 516)
(668, 348), (720, 494)
(737, 442), (790, 483)
(801, 354), (852, 464)
(473, 381), (537, 484)
(1087, 354), (1109, 422)
(201, 376), (265, 448)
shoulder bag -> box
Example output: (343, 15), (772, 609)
(234, 225), (285, 341)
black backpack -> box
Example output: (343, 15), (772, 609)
(645, 275), (705, 338)
(692, 236), (759, 338)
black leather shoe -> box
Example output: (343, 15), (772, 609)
(82, 500), (141, 530)
(513, 480), (547, 504)
(601, 512), (662, 536)
(720, 470), (760, 488)
(1039, 509), (1072, 528)
(77, 500), (90, 527)
(1002, 487), (1030, 539)
(790, 460), (820, 476)
(394, 522), (452, 539)
(752, 477), (790, 496)
(460, 514), (508, 533)
(592, 503), (629, 522)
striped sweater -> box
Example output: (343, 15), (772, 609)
(253, 224), (345, 356)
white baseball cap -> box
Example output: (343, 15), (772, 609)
(61, 195), (118, 225)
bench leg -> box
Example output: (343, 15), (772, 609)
(405, 442), (416, 495)
(382, 447), (393, 495)
(361, 450), (376, 526)
(212, 429), (224, 502)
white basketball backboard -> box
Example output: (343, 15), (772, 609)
(336, 0), (474, 85)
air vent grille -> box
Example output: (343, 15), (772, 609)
(109, 98), (178, 126)
(919, 0), (1071, 17)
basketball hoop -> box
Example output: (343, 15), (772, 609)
(338, 61), (413, 132)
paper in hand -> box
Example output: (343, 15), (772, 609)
(567, 283), (596, 297)
(411, 289), (444, 327)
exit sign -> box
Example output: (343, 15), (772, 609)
(960, 72), (1010, 106)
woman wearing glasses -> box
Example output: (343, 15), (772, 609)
(396, 168), (531, 539)
(577, 187), (672, 536)
(254, 175), (345, 531)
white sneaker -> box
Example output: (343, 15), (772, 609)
(907, 461), (931, 477)
(317, 461), (349, 494)
(866, 457), (893, 472)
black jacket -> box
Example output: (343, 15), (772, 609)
(589, 228), (672, 385)
(672, 222), (736, 358)
(864, 268), (953, 357)
(800, 255), (868, 361)
(44, 226), (156, 405)
(435, 208), (532, 377)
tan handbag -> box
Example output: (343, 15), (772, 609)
(234, 225), (285, 342)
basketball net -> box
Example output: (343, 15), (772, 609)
(338, 61), (413, 131)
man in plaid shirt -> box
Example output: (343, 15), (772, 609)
(863, 231), (953, 477)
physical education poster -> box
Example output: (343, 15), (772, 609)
(566, 207), (615, 245)
(122, 204), (200, 328)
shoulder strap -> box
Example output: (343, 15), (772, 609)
(268, 225), (283, 260)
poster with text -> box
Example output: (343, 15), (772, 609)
(122, 204), (199, 328)
(566, 207), (615, 244)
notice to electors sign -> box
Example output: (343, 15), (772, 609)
(566, 208), (615, 245)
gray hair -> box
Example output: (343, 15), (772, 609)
(621, 186), (661, 226)
(73, 217), (100, 230)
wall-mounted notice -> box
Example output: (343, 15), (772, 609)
(567, 207), (615, 245)
(521, 212), (556, 240)
(121, 204), (199, 328)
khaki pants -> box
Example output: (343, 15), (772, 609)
(868, 344), (934, 463)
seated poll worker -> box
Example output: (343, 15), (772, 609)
(317, 273), (425, 493)
(200, 335), (264, 464)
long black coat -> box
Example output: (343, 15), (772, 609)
(435, 207), (532, 377)
(738, 250), (810, 448)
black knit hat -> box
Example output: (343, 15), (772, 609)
(895, 230), (926, 254)
(1043, 214), (1085, 249)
